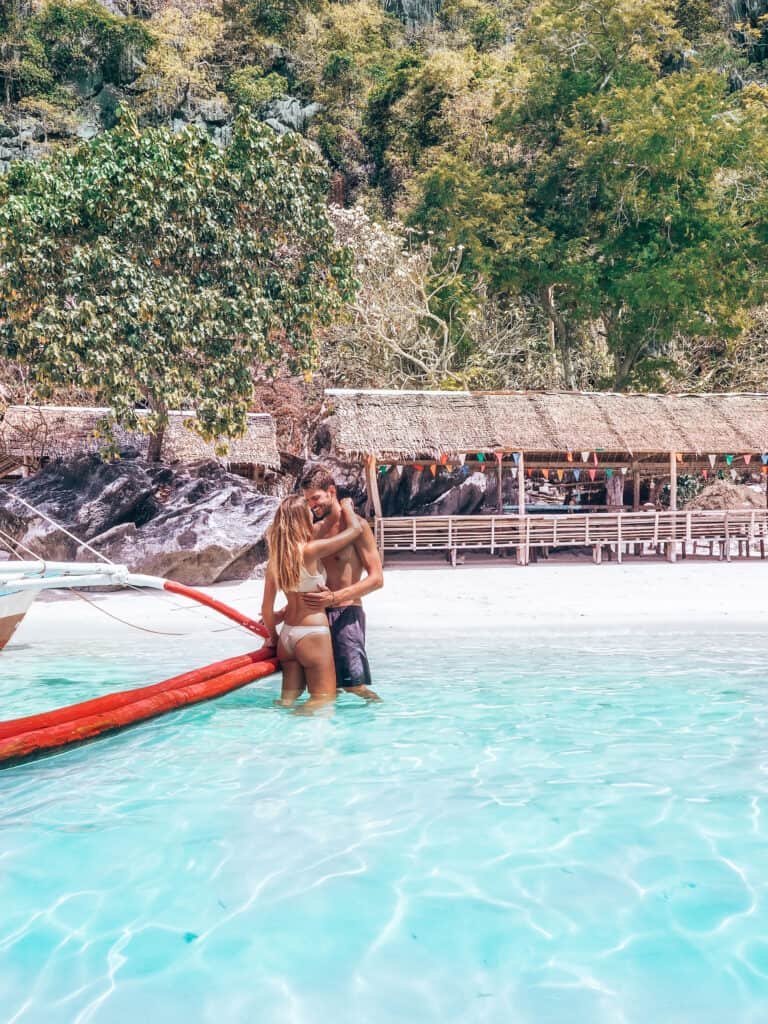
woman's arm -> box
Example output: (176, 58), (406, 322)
(304, 498), (362, 562)
(260, 570), (279, 645)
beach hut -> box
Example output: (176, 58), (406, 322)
(0, 405), (280, 480)
(325, 389), (768, 563)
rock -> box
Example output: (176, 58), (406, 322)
(420, 472), (488, 516)
(71, 70), (104, 100)
(0, 123), (15, 139)
(0, 146), (16, 161)
(383, 0), (441, 24)
(263, 96), (323, 134)
(95, 84), (123, 128)
(0, 456), (279, 585)
(197, 96), (231, 125)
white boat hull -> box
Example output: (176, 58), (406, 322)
(0, 589), (36, 651)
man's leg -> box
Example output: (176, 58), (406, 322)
(328, 607), (381, 702)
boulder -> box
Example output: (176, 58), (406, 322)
(263, 96), (323, 134)
(0, 456), (278, 585)
(420, 472), (488, 516)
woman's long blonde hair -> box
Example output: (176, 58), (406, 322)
(266, 494), (313, 593)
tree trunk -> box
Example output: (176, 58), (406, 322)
(147, 424), (165, 463)
(606, 473), (624, 509)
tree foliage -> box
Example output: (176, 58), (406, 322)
(0, 109), (353, 453)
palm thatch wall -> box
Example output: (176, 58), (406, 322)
(0, 406), (280, 469)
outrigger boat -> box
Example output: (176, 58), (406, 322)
(0, 560), (278, 766)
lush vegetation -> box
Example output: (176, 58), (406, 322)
(2, 0), (768, 417)
(0, 110), (352, 452)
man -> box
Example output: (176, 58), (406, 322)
(298, 465), (383, 701)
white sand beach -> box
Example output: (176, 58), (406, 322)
(13, 559), (768, 648)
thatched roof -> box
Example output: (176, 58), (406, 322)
(0, 406), (280, 469)
(326, 389), (768, 459)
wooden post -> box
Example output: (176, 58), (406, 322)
(633, 466), (641, 512)
(497, 454), (503, 514)
(518, 452), (527, 565)
(668, 451), (677, 562)
(365, 454), (383, 520)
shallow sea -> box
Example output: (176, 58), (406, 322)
(1, 622), (767, 1023)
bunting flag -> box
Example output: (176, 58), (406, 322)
(495, 452), (504, 463)
(620, 467), (628, 476)
(439, 453), (448, 465)
(593, 452), (599, 466)
(480, 463), (486, 473)
(462, 465), (470, 478)
(762, 453), (768, 465)
(763, 465), (768, 475)
(430, 464), (437, 476)
(573, 469), (581, 481)
(556, 468), (564, 481)
(527, 468), (532, 477)
(605, 468), (613, 479)
(744, 454), (752, 465)
(542, 468), (550, 480)
(379, 464), (388, 475)
(511, 467), (518, 480)
(708, 454), (717, 468)
(477, 453), (485, 463)
(726, 455), (734, 465)
(513, 452), (520, 465)
(676, 453), (683, 463)
(458, 454), (466, 465)
(730, 468), (738, 480)
(414, 464), (424, 471)
(566, 451), (573, 462)
(588, 468), (597, 481)
(702, 469), (708, 480)
(581, 451), (590, 463)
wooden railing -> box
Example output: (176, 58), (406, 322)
(375, 509), (768, 564)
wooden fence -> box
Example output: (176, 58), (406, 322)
(375, 509), (768, 564)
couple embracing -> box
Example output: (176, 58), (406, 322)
(261, 466), (383, 709)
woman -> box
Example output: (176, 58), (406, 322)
(261, 494), (361, 708)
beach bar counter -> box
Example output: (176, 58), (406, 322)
(326, 389), (768, 565)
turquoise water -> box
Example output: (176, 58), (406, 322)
(1, 628), (767, 1023)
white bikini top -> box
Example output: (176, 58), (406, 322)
(296, 563), (327, 593)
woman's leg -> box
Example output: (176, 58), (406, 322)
(276, 640), (306, 706)
(295, 632), (337, 711)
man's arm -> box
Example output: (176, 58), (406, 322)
(302, 518), (383, 610)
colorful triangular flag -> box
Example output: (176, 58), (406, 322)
(726, 455), (734, 466)
(702, 469), (708, 480)
(708, 454), (716, 468)
(566, 452), (573, 462)
(588, 469), (596, 481)
(556, 468), (564, 481)
(573, 469), (581, 481)
(581, 451), (590, 463)
(762, 453), (768, 465)
(744, 454), (752, 465)
(542, 468), (549, 480)
(730, 468), (737, 480)
(512, 452), (520, 465)
(605, 468), (613, 479)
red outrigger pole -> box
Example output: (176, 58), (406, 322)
(0, 579), (279, 767)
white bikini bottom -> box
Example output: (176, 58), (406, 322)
(280, 624), (330, 658)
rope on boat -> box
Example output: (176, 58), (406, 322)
(70, 589), (246, 638)
(0, 487), (114, 564)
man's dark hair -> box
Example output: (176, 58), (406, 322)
(299, 465), (336, 492)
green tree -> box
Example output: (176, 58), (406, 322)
(0, 109), (354, 457)
(409, 0), (768, 388)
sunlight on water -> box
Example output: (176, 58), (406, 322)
(1, 628), (767, 1023)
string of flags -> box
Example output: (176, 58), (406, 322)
(376, 452), (768, 480)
